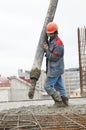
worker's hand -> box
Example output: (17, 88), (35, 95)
(43, 42), (48, 51)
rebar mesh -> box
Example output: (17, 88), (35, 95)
(0, 111), (86, 130)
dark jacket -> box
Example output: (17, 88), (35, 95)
(45, 35), (64, 77)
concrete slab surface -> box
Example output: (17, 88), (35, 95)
(0, 98), (86, 112)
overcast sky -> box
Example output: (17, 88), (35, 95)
(0, 0), (86, 77)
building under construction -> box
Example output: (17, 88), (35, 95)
(0, 27), (86, 130)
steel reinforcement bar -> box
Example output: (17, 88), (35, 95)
(0, 110), (86, 130)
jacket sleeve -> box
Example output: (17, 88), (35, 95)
(46, 44), (64, 62)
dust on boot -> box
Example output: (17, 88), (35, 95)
(61, 96), (69, 106)
(51, 91), (64, 107)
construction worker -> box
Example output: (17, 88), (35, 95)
(43, 22), (68, 106)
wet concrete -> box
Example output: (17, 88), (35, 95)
(0, 98), (86, 114)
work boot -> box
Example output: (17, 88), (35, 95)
(61, 96), (69, 106)
(51, 92), (64, 107)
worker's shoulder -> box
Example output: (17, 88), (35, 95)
(54, 37), (63, 46)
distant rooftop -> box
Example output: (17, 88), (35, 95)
(65, 68), (79, 71)
(0, 77), (10, 87)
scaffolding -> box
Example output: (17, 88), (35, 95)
(78, 27), (86, 96)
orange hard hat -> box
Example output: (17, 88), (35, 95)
(46, 22), (58, 34)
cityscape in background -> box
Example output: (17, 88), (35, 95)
(0, 68), (81, 102)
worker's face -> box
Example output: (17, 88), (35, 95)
(47, 33), (55, 40)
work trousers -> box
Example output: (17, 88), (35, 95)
(44, 76), (67, 97)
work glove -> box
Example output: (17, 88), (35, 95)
(43, 42), (48, 52)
